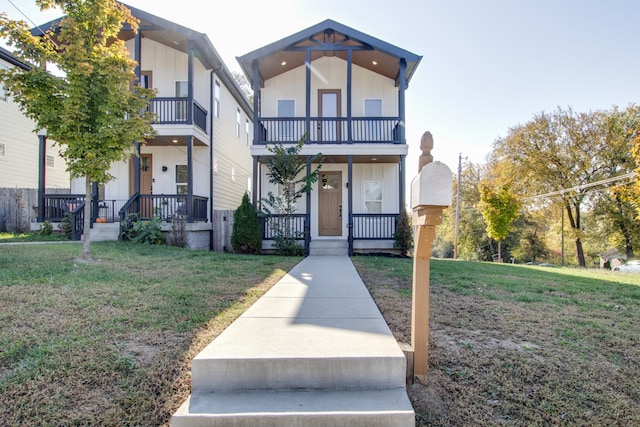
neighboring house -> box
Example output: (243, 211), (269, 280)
(237, 19), (421, 255)
(0, 46), (69, 232)
(32, 6), (253, 249)
(598, 248), (626, 269)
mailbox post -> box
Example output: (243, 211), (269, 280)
(410, 132), (453, 384)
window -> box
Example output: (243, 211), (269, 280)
(0, 63), (7, 101)
(364, 181), (382, 213)
(236, 108), (241, 138)
(0, 142), (5, 157)
(246, 118), (250, 146)
(214, 80), (221, 118)
(140, 71), (152, 89)
(277, 99), (295, 140)
(176, 165), (188, 195)
(175, 81), (188, 121)
(364, 99), (382, 141)
(46, 155), (55, 168)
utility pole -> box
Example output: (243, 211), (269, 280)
(453, 153), (465, 259)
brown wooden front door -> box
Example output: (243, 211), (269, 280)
(318, 171), (342, 236)
(129, 154), (152, 195)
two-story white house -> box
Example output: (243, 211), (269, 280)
(1, 47), (69, 225)
(237, 20), (421, 255)
(33, 5), (253, 249)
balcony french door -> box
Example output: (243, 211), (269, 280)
(318, 89), (341, 142)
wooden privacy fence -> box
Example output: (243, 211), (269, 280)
(0, 188), (70, 233)
(212, 210), (234, 252)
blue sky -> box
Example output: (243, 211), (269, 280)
(3, 0), (640, 181)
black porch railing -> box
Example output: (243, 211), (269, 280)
(260, 214), (307, 240)
(118, 194), (208, 223)
(256, 117), (401, 145)
(352, 213), (398, 240)
(148, 98), (207, 132)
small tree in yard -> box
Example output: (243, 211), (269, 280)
(262, 136), (322, 255)
(231, 192), (262, 254)
(393, 209), (413, 256)
(0, 0), (155, 261)
(478, 185), (520, 262)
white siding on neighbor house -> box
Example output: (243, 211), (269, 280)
(261, 57), (398, 118)
(0, 59), (69, 189)
(211, 72), (252, 210)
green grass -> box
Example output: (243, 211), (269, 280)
(352, 256), (640, 426)
(0, 242), (301, 426)
(0, 231), (70, 242)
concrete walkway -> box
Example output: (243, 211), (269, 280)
(172, 255), (414, 426)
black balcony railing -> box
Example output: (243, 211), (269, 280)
(255, 117), (401, 145)
(148, 98), (207, 132)
(352, 213), (398, 240)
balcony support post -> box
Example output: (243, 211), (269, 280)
(348, 155), (353, 255)
(187, 40), (195, 125)
(305, 156), (312, 255)
(398, 58), (407, 144)
(187, 135), (194, 223)
(347, 48), (353, 144)
(305, 49), (311, 140)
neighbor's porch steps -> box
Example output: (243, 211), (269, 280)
(171, 256), (414, 427)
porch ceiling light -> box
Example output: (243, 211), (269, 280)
(371, 157), (378, 161)
(171, 139), (178, 144)
(281, 61), (287, 66)
(372, 60), (378, 66)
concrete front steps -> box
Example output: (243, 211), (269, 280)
(171, 256), (414, 427)
(309, 239), (348, 256)
(88, 222), (120, 242)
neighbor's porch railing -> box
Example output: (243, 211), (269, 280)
(255, 117), (401, 144)
(148, 98), (207, 132)
(118, 194), (208, 223)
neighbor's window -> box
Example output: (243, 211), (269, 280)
(236, 108), (241, 138)
(140, 71), (152, 89)
(364, 181), (382, 213)
(214, 80), (221, 118)
(176, 165), (188, 195)
(0, 63), (7, 101)
(46, 155), (55, 168)
(277, 99), (295, 140)
(175, 81), (188, 121)
(364, 99), (382, 116)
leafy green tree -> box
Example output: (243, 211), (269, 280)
(231, 193), (262, 254)
(490, 107), (611, 267)
(478, 185), (520, 262)
(262, 136), (322, 255)
(0, 0), (155, 260)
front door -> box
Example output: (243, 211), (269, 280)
(318, 89), (341, 142)
(129, 154), (152, 195)
(318, 171), (342, 236)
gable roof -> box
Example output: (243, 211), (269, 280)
(237, 19), (422, 88)
(0, 46), (30, 70)
(30, 3), (252, 116)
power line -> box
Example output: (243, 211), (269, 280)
(521, 171), (637, 201)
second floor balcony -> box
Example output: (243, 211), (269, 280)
(148, 98), (207, 133)
(255, 117), (402, 145)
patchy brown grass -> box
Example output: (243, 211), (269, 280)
(353, 256), (640, 427)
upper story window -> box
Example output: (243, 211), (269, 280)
(365, 99), (382, 116)
(364, 181), (382, 213)
(0, 63), (8, 101)
(140, 71), (152, 89)
(214, 80), (221, 118)
(236, 108), (241, 138)
(277, 99), (295, 141)
(175, 81), (188, 121)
